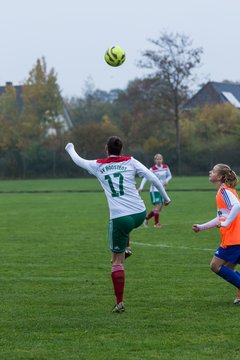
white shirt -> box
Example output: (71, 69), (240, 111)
(65, 143), (171, 219)
(139, 164), (172, 192)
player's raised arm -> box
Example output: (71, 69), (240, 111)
(65, 143), (96, 174)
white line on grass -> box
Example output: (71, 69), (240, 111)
(135, 220), (202, 228)
(131, 241), (215, 252)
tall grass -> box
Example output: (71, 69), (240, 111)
(0, 178), (239, 359)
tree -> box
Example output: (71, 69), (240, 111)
(0, 85), (23, 177)
(180, 104), (240, 174)
(115, 78), (175, 149)
(0, 85), (21, 151)
(139, 31), (203, 174)
(21, 57), (63, 136)
(69, 117), (123, 161)
(66, 87), (120, 125)
(19, 57), (64, 177)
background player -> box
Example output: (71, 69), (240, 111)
(138, 153), (172, 228)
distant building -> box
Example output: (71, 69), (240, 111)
(0, 82), (73, 131)
(0, 82), (24, 109)
(183, 81), (240, 110)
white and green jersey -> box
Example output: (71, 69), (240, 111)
(139, 164), (172, 192)
(65, 143), (170, 219)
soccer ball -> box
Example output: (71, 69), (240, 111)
(104, 46), (126, 67)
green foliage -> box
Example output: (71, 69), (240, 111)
(68, 83), (119, 125)
(181, 104), (240, 174)
(69, 118), (124, 160)
(115, 78), (175, 151)
(0, 58), (66, 178)
(0, 178), (240, 359)
(0, 53), (240, 179)
(194, 104), (240, 140)
(0, 85), (21, 151)
(138, 31), (203, 174)
(21, 57), (63, 138)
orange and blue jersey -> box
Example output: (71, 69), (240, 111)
(216, 184), (240, 248)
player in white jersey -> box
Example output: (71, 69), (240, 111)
(139, 153), (172, 228)
(65, 136), (171, 313)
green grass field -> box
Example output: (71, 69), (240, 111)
(0, 177), (239, 359)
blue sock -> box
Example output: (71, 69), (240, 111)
(217, 266), (240, 288)
(235, 271), (240, 279)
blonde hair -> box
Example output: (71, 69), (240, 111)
(154, 153), (163, 161)
(215, 163), (239, 188)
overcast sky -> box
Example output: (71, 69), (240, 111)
(1, 0), (239, 98)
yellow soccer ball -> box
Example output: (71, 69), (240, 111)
(104, 45), (126, 67)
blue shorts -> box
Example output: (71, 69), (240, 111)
(214, 245), (240, 264)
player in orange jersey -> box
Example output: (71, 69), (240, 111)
(192, 164), (240, 304)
